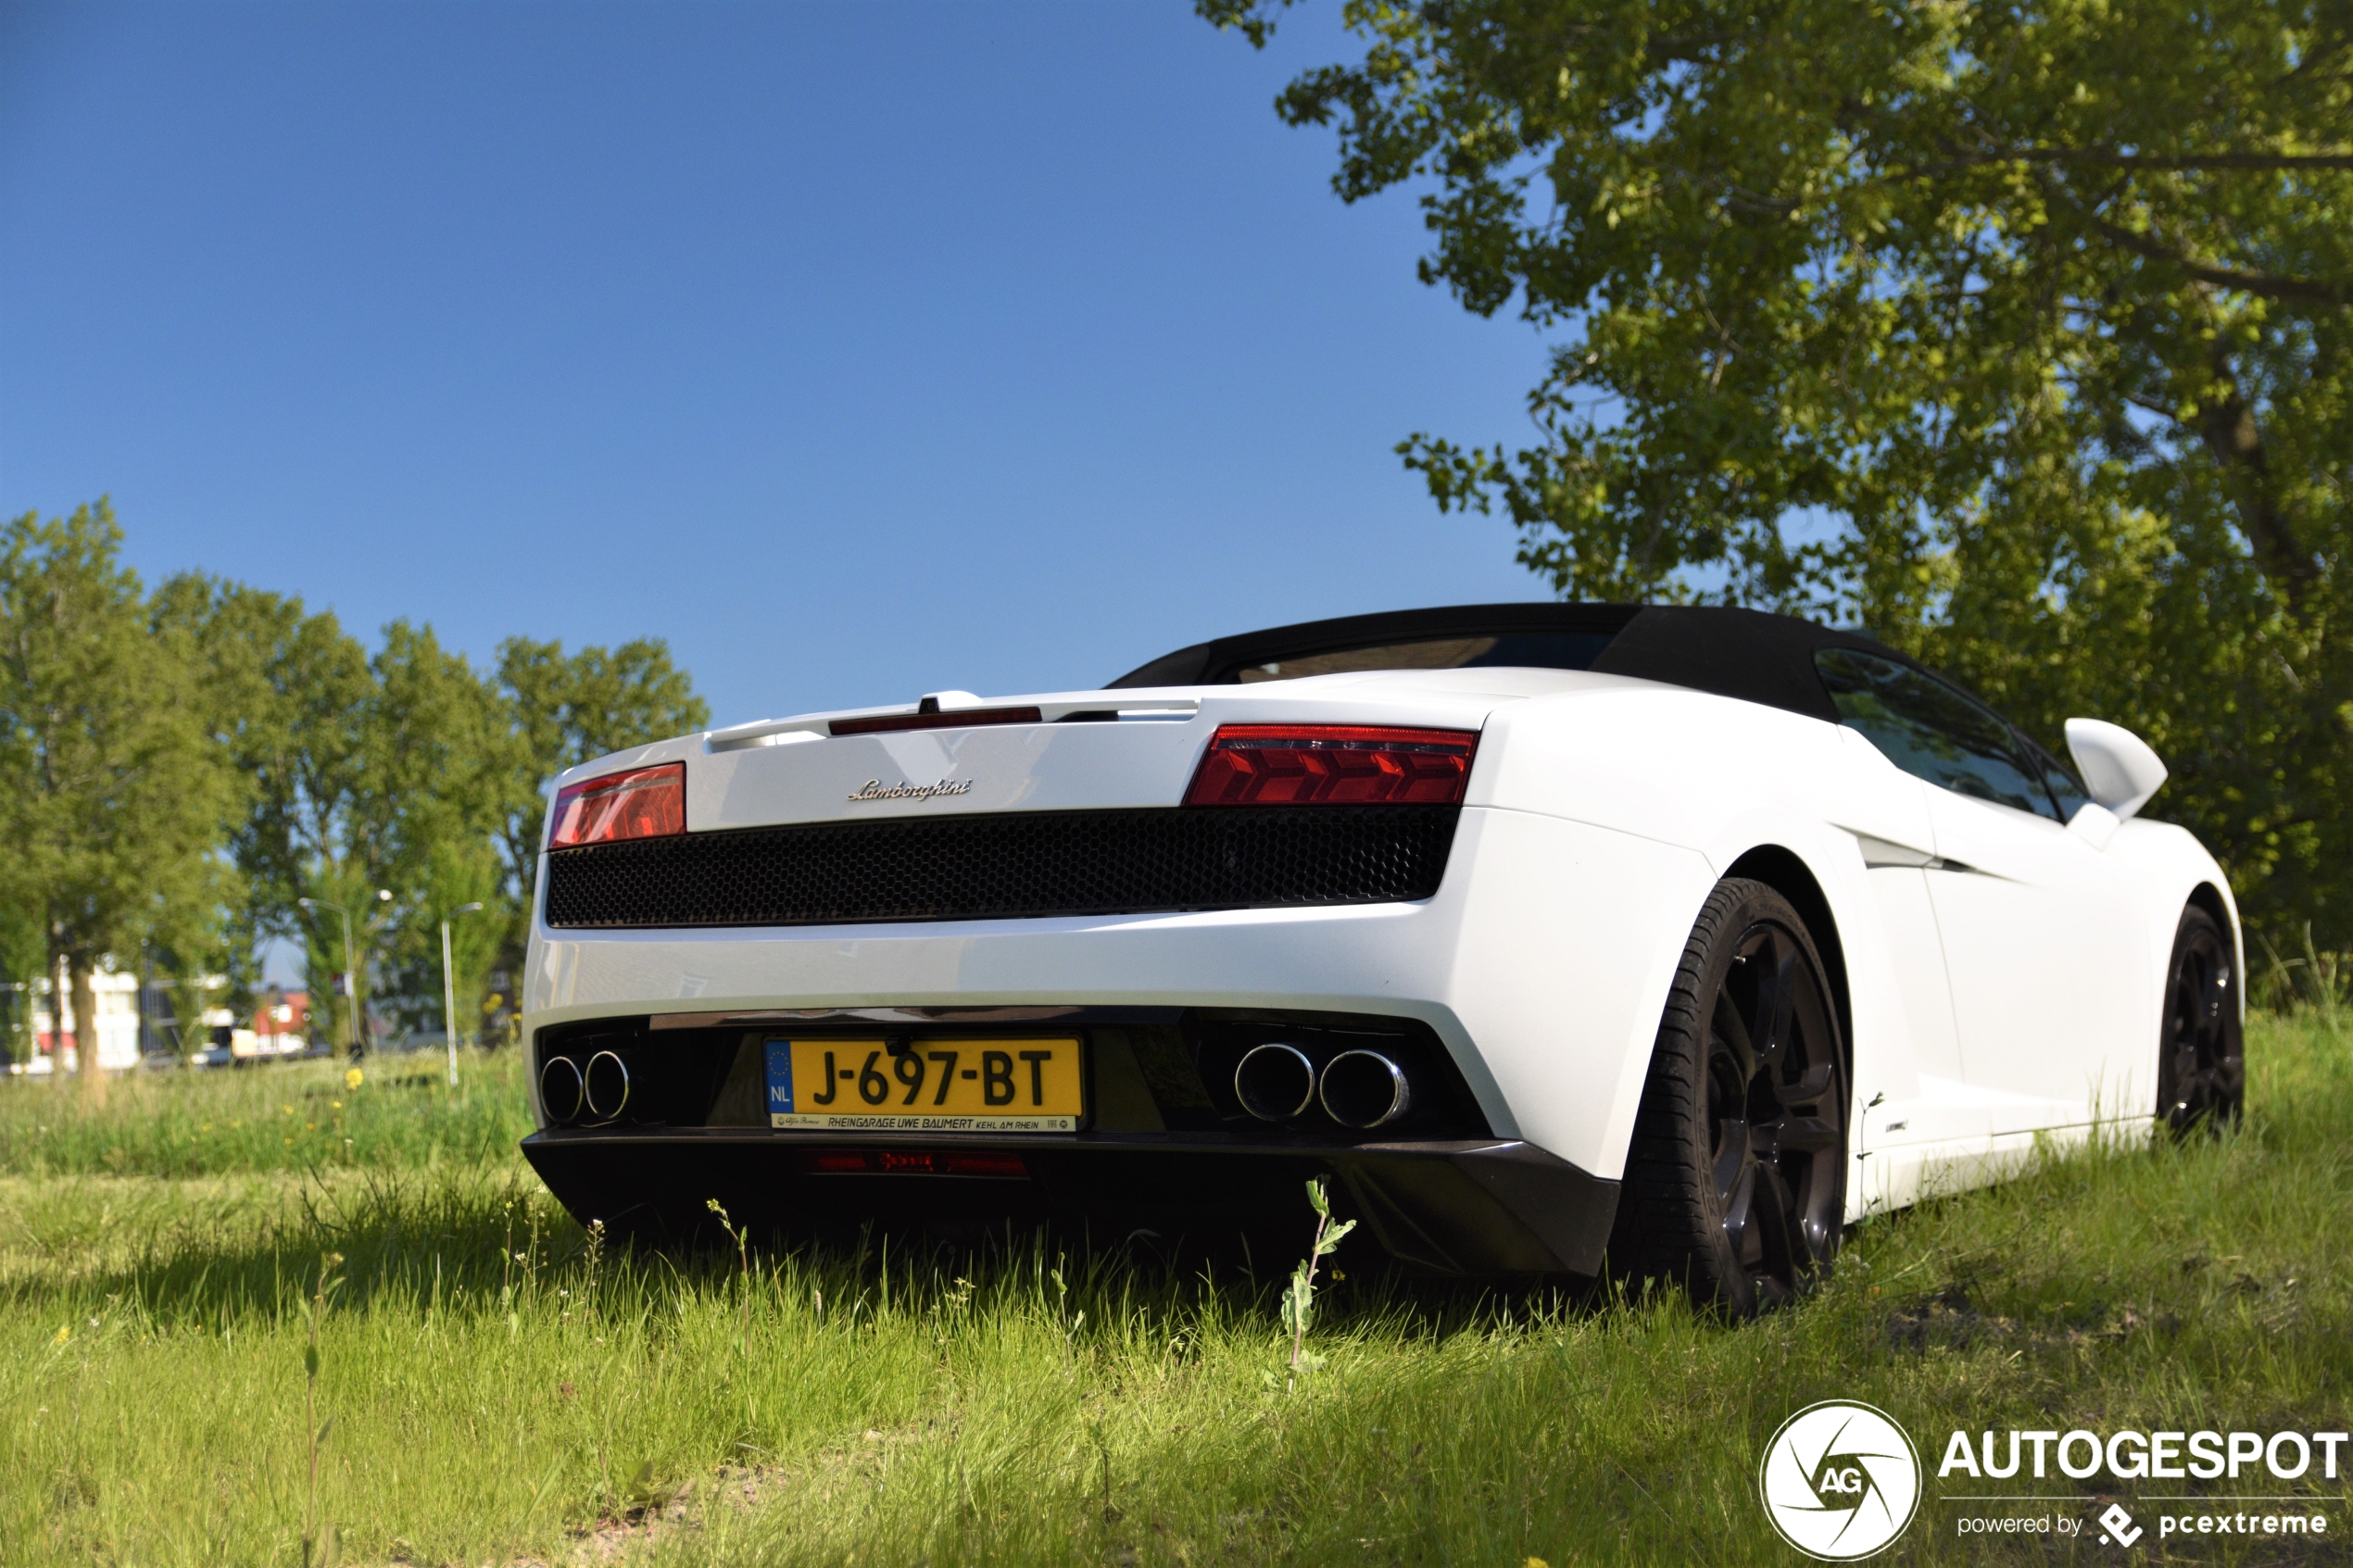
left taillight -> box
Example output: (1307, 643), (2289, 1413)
(1183, 725), (1478, 807)
(547, 762), (686, 848)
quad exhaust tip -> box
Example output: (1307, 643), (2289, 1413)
(584, 1050), (632, 1122)
(1318, 1049), (1412, 1129)
(540, 1056), (585, 1125)
(1235, 1044), (1414, 1128)
(1233, 1043), (1315, 1121)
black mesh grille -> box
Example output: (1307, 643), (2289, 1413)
(543, 807), (1460, 929)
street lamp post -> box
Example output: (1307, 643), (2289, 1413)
(441, 902), (484, 1086)
(298, 889), (393, 1060)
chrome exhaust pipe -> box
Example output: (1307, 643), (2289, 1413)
(1318, 1049), (1411, 1129)
(1233, 1043), (1315, 1122)
(584, 1049), (632, 1122)
(539, 1056), (585, 1125)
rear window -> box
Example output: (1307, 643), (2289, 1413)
(1226, 631), (1618, 684)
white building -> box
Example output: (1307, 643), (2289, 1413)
(13, 969), (145, 1074)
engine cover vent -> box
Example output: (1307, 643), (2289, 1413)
(542, 806), (1460, 929)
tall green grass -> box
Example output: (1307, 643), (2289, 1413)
(1, 1015), (2347, 1564)
(0, 1050), (533, 1177)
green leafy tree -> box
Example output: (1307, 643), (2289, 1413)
(12, 517), (711, 1059)
(0, 901), (44, 1066)
(156, 576), (376, 1049)
(360, 622), (515, 1037)
(1203, 0), (2352, 942)
(0, 503), (236, 1098)
(287, 630), (711, 1043)
(407, 834), (506, 1045)
(151, 588), (709, 1047)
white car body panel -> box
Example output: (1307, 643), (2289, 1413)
(525, 655), (2239, 1232)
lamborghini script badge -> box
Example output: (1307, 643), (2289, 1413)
(845, 778), (974, 803)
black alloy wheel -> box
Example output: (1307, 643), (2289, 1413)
(1611, 878), (1848, 1316)
(2158, 905), (2244, 1134)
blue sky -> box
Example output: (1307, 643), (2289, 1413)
(1, 0), (1562, 733)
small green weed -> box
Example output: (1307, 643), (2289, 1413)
(300, 1248), (344, 1568)
(1274, 1176), (1354, 1390)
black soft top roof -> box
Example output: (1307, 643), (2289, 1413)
(1108, 602), (1921, 725)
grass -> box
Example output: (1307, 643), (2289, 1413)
(1, 1015), (2348, 1564)
(0, 1051), (534, 1178)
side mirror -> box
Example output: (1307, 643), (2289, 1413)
(2065, 719), (2168, 821)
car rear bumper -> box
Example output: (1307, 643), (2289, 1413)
(523, 806), (1723, 1183)
(520, 1127), (1620, 1277)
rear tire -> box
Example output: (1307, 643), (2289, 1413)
(2158, 905), (2244, 1134)
(1610, 878), (1848, 1315)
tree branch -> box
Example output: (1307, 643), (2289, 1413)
(1905, 146), (2353, 177)
(2270, 34), (2352, 92)
(2044, 149), (2353, 172)
(2092, 218), (2353, 307)
(2187, 326), (2321, 611)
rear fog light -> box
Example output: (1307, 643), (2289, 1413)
(806, 1150), (1029, 1178)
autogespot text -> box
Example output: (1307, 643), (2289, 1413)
(1938, 1427), (2350, 1482)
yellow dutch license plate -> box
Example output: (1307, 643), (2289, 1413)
(766, 1037), (1083, 1131)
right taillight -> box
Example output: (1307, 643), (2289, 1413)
(1182, 725), (1478, 807)
(547, 762), (686, 848)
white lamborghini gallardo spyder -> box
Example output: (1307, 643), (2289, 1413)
(521, 603), (2242, 1311)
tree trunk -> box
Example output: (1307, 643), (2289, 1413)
(47, 948), (69, 1091)
(70, 955), (106, 1108)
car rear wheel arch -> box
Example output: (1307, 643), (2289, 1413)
(1723, 844), (1853, 1078)
(2184, 881), (2239, 1009)
(2158, 900), (2245, 1134)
